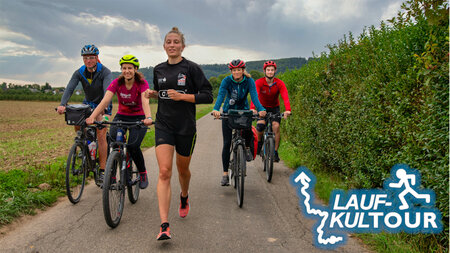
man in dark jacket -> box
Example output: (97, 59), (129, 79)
(57, 44), (112, 180)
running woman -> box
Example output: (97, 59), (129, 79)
(86, 54), (152, 189)
(147, 27), (213, 240)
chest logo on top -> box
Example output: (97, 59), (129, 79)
(158, 77), (167, 85)
(120, 93), (131, 99)
(177, 73), (186, 86)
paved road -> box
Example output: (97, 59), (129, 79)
(0, 115), (369, 253)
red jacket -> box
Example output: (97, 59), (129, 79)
(250, 77), (291, 111)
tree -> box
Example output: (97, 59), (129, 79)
(249, 70), (264, 80)
(42, 82), (52, 91)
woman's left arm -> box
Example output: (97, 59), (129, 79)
(249, 78), (265, 112)
(167, 90), (196, 103)
(192, 64), (213, 104)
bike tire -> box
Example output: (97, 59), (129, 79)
(102, 150), (125, 228)
(265, 137), (275, 182)
(65, 143), (86, 204)
(229, 159), (236, 189)
(236, 144), (246, 208)
(126, 159), (140, 204)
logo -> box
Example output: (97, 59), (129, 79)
(158, 77), (166, 85)
(177, 73), (186, 86)
(290, 164), (443, 249)
(119, 93), (131, 99)
(158, 89), (186, 100)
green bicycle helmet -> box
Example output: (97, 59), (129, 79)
(119, 54), (139, 69)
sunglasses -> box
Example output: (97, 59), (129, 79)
(83, 56), (96, 60)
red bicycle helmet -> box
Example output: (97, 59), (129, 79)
(228, 59), (246, 69)
(263, 60), (277, 70)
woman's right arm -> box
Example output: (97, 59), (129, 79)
(213, 78), (228, 111)
(86, 90), (114, 124)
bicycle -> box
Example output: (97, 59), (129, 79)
(98, 120), (151, 228)
(259, 112), (284, 183)
(61, 104), (105, 204)
(215, 109), (258, 208)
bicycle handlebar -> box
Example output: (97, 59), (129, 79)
(211, 112), (259, 120)
(94, 120), (154, 129)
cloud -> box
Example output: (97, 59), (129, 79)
(271, 0), (365, 24)
(380, 1), (403, 21)
(0, 0), (405, 87)
(183, 44), (266, 64)
(72, 13), (162, 46)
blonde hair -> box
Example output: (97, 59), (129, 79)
(243, 70), (251, 78)
(164, 27), (185, 46)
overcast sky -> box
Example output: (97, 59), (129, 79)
(0, 0), (402, 87)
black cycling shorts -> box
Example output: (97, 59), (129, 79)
(155, 128), (197, 157)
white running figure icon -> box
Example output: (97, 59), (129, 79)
(388, 168), (431, 210)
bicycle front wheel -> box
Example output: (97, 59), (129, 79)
(103, 150), (125, 228)
(265, 137), (274, 182)
(65, 143), (86, 204)
(236, 144), (246, 208)
(126, 159), (140, 204)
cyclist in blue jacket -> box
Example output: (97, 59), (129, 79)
(57, 45), (112, 180)
(212, 59), (266, 186)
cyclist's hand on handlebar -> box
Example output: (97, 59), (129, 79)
(212, 110), (221, 119)
(283, 111), (291, 120)
(85, 117), (95, 125)
(258, 110), (267, 118)
(142, 118), (153, 126)
(250, 109), (257, 115)
(56, 105), (65, 115)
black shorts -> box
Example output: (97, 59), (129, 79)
(265, 107), (282, 124)
(155, 128), (197, 157)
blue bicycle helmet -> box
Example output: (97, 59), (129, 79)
(81, 45), (99, 56)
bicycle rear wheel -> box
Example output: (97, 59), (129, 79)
(265, 137), (275, 182)
(65, 143), (86, 204)
(236, 144), (246, 207)
(126, 159), (140, 204)
(103, 150), (125, 228)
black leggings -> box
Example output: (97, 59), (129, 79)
(109, 114), (147, 173)
(221, 118), (252, 172)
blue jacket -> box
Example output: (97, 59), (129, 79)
(213, 75), (265, 113)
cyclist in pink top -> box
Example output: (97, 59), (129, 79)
(250, 60), (291, 162)
(87, 55), (153, 188)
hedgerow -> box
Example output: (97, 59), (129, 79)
(280, 0), (448, 251)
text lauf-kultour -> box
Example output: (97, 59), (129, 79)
(328, 191), (439, 232)
(290, 164), (443, 249)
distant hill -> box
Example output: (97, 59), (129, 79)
(112, 57), (311, 87)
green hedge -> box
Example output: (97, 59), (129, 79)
(279, 0), (448, 250)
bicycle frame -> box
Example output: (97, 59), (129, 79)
(260, 112), (283, 182)
(99, 120), (150, 228)
(216, 111), (258, 207)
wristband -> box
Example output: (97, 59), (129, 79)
(146, 117), (152, 120)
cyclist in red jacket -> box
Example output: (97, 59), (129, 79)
(250, 60), (291, 162)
